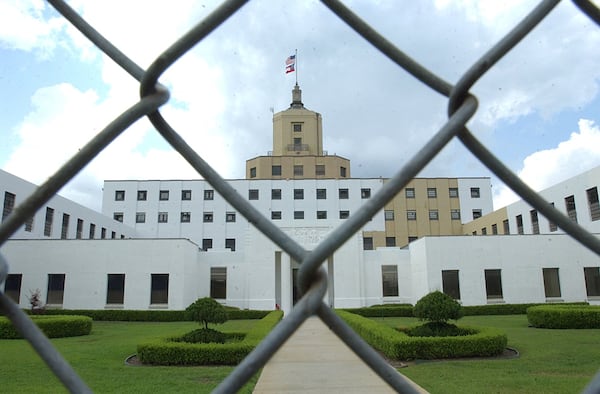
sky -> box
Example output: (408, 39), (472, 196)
(1, 0), (599, 212)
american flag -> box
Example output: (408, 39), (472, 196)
(285, 54), (296, 74)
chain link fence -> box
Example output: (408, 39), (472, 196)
(1, 0), (600, 392)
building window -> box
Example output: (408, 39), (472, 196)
(202, 238), (213, 251)
(382, 265), (399, 297)
(484, 269), (503, 300)
(470, 187), (480, 198)
(340, 166), (347, 177)
(2, 191), (15, 222)
(587, 187), (600, 221)
(250, 167), (257, 178)
(272, 165), (282, 176)
(136, 212), (146, 223)
(60, 213), (70, 239)
(449, 188), (459, 198)
(481, 227), (487, 235)
(472, 209), (482, 220)
(363, 237), (374, 250)
(293, 137), (302, 147)
(316, 189), (327, 199)
(339, 188), (349, 199)
(159, 190), (169, 201)
(44, 207), (54, 237)
(115, 190), (125, 201)
(271, 189), (281, 200)
(137, 190), (147, 201)
(294, 211), (304, 220)
(427, 188), (437, 198)
(181, 212), (191, 223)
(548, 202), (558, 232)
(407, 210), (417, 220)
(204, 190), (214, 200)
(317, 211), (327, 219)
(249, 189), (259, 200)
(542, 268), (561, 298)
(384, 210), (394, 221)
(316, 165), (325, 176)
(271, 211), (282, 220)
(491, 223), (498, 235)
(516, 214), (524, 234)
(24, 216), (34, 232)
(293, 123), (302, 132)
(210, 267), (227, 299)
(442, 270), (461, 300)
(294, 165), (304, 176)
(4, 274), (22, 303)
(361, 188), (371, 199)
(226, 212), (236, 222)
(157, 212), (168, 223)
(113, 212), (123, 223)
(106, 274), (125, 304)
(101, 227), (106, 239)
(181, 190), (192, 200)
(294, 189), (304, 200)
(565, 195), (577, 222)
(89, 223), (96, 239)
(47, 273), (66, 305)
(584, 267), (600, 297)
(150, 274), (169, 304)
(203, 212), (213, 222)
(451, 209), (461, 220)
(225, 238), (236, 252)
(385, 237), (396, 247)
(503, 219), (510, 235)
(76, 219), (83, 239)
(530, 209), (539, 234)
(405, 188), (415, 198)
(429, 210), (439, 220)
(408, 236), (418, 243)
(339, 210), (350, 219)
(111, 231), (116, 239)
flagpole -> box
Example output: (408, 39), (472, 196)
(295, 48), (298, 85)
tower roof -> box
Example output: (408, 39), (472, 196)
(290, 83), (303, 109)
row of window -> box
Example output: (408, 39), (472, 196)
(249, 164), (348, 178)
(380, 266), (600, 300)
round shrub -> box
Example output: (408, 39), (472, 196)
(527, 305), (600, 329)
(0, 315), (92, 339)
(404, 322), (475, 337)
(414, 291), (463, 323)
(179, 328), (226, 344)
(186, 297), (228, 329)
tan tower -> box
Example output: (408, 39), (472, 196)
(246, 84), (351, 179)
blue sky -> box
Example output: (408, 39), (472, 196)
(1, 0), (599, 211)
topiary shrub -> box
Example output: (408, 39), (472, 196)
(179, 328), (226, 344)
(413, 291), (463, 324)
(404, 322), (474, 337)
(185, 297), (228, 329)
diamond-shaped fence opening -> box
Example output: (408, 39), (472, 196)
(1, 0), (600, 393)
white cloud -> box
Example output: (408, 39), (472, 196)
(493, 119), (600, 208)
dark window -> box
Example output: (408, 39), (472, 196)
(361, 188), (371, 199)
(250, 167), (257, 178)
(363, 237), (373, 250)
(271, 211), (282, 220)
(542, 268), (561, 298)
(76, 219), (83, 239)
(24, 216), (33, 232)
(2, 192), (15, 222)
(340, 166), (347, 177)
(442, 270), (461, 300)
(159, 190), (169, 201)
(136, 212), (146, 223)
(249, 189), (259, 200)
(339, 189), (349, 199)
(584, 267), (600, 297)
(451, 209), (461, 220)
(316, 165), (325, 176)
(405, 188), (415, 198)
(180, 212), (191, 223)
(272, 165), (282, 176)
(101, 227), (106, 239)
(204, 190), (214, 200)
(89, 223), (96, 239)
(111, 231), (116, 239)
(317, 211), (327, 219)
(158, 212), (168, 223)
(106, 274), (125, 304)
(181, 190), (192, 200)
(47, 274), (65, 304)
(587, 187), (600, 221)
(294, 165), (304, 176)
(271, 189), (282, 200)
(115, 190), (125, 201)
(429, 210), (439, 220)
(407, 210), (416, 220)
(339, 210), (349, 219)
(427, 188), (437, 198)
(137, 190), (147, 201)
(113, 212), (123, 223)
(384, 210), (394, 221)
(470, 187), (480, 198)
(203, 212), (213, 222)
(294, 189), (304, 200)
(472, 209), (482, 220)
(565, 195), (577, 222)
(491, 224), (498, 235)
(202, 239), (213, 250)
(210, 267), (227, 299)
(530, 209), (539, 234)
(549, 202), (558, 232)
(294, 211), (304, 220)
(293, 123), (302, 132)
(382, 265), (399, 297)
(481, 227), (487, 235)
(226, 212), (236, 222)
(61, 213), (70, 239)
(316, 189), (327, 199)
(408, 236), (418, 243)
(449, 188), (459, 198)
(516, 214), (524, 234)
(385, 237), (396, 247)
(4, 274), (22, 303)
(503, 219), (510, 234)
(225, 238), (236, 251)
(484, 269), (503, 299)
(150, 274), (169, 304)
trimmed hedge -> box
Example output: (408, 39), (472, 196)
(37, 308), (271, 321)
(0, 315), (92, 339)
(527, 305), (600, 329)
(336, 310), (507, 360)
(342, 305), (414, 318)
(137, 310), (283, 365)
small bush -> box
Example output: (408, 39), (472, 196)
(414, 291), (463, 323)
(178, 328), (227, 344)
(404, 322), (475, 337)
(0, 315), (92, 339)
(527, 305), (600, 329)
(186, 297), (228, 329)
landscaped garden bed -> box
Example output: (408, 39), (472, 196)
(527, 304), (600, 329)
(0, 315), (92, 339)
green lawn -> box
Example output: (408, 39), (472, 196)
(0, 319), (260, 393)
(375, 315), (600, 394)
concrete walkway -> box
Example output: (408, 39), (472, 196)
(253, 317), (428, 393)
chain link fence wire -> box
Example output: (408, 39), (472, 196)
(0, 0), (599, 392)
